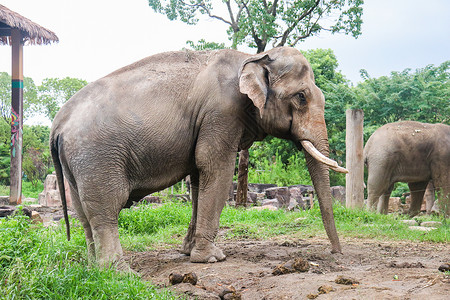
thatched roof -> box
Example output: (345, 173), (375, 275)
(0, 4), (58, 45)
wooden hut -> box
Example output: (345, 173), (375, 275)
(0, 4), (58, 205)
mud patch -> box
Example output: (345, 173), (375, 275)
(125, 238), (449, 299)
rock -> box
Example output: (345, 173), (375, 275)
(401, 220), (418, 226)
(247, 183), (277, 193)
(31, 211), (43, 224)
(39, 173), (72, 208)
(0, 196), (9, 205)
(247, 192), (257, 203)
(420, 221), (442, 227)
(261, 199), (279, 208)
(265, 187), (290, 207)
(306, 293), (318, 299)
(388, 197), (401, 213)
(288, 187), (306, 209)
(0, 205), (32, 218)
(22, 198), (37, 204)
(335, 275), (359, 285)
(408, 226), (436, 232)
(430, 200), (440, 214)
(288, 184), (314, 194)
(141, 195), (161, 204)
(330, 186), (345, 205)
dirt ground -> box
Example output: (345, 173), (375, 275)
(126, 237), (449, 300)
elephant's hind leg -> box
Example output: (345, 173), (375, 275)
(182, 171), (199, 255)
(408, 181), (428, 217)
(69, 186), (96, 262)
(79, 184), (130, 271)
(377, 184), (394, 214)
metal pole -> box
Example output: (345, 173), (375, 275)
(9, 28), (24, 205)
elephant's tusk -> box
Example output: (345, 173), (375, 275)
(300, 140), (349, 174)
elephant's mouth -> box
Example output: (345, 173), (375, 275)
(300, 140), (348, 174)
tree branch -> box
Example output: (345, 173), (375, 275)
(289, 17), (322, 46)
(275, 0), (320, 47)
(180, 0), (233, 26)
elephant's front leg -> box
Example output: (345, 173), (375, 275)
(189, 149), (236, 263)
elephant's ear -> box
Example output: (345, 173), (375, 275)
(239, 54), (271, 118)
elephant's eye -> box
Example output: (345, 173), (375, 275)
(297, 92), (307, 104)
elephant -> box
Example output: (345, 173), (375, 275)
(364, 121), (450, 217)
(50, 47), (347, 270)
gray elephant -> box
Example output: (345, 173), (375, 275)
(50, 47), (347, 269)
(364, 121), (450, 217)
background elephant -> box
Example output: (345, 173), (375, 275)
(50, 47), (347, 269)
(364, 121), (450, 217)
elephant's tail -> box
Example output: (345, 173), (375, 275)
(50, 134), (71, 241)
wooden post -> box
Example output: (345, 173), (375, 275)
(9, 28), (24, 205)
(235, 149), (249, 207)
(345, 109), (364, 209)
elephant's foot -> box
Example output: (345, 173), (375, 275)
(190, 239), (226, 263)
(181, 237), (195, 255)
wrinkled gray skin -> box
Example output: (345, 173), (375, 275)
(364, 121), (450, 217)
(50, 47), (342, 269)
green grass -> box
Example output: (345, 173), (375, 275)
(119, 201), (448, 247)
(0, 181), (44, 198)
(1, 201), (447, 299)
(0, 208), (179, 299)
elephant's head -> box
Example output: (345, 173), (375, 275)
(239, 47), (347, 253)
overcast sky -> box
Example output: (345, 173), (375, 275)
(1, 0), (449, 86)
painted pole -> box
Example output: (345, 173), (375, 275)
(345, 109), (364, 209)
(9, 28), (23, 205)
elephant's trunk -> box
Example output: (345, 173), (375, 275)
(301, 139), (342, 254)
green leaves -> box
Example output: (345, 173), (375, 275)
(148, 0), (364, 53)
(38, 77), (88, 121)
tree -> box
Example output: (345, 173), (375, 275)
(38, 77), (88, 121)
(150, 1), (364, 203)
(149, 0), (363, 52)
(185, 39), (227, 50)
(0, 72), (39, 124)
(355, 61), (450, 131)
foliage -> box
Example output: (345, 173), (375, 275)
(38, 77), (88, 121)
(355, 61), (450, 126)
(0, 72), (39, 124)
(185, 39), (227, 50)
(0, 211), (177, 299)
(149, 0), (364, 52)
(118, 201), (191, 235)
(247, 140), (312, 186)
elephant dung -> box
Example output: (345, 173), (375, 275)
(335, 275), (359, 285)
(169, 272), (198, 285)
(219, 286), (241, 300)
(272, 257), (310, 275)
